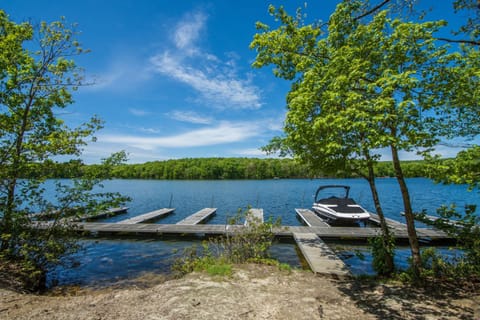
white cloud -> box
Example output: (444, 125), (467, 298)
(150, 10), (262, 110)
(85, 48), (154, 91)
(168, 110), (213, 124)
(80, 142), (168, 164)
(377, 143), (470, 161)
(129, 108), (151, 116)
(173, 12), (207, 52)
(79, 143), (128, 164)
(85, 56), (153, 92)
(99, 121), (265, 150)
(428, 144), (466, 159)
(151, 53), (262, 109)
(138, 127), (161, 134)
(233, 148), (268, 157)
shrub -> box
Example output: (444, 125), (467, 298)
(172, 207), (283, 276)
(369, 233), (395, 276)
(415, 205), (480, 280)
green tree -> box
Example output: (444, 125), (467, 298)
(429, 146), (480, 190)
(0, 11), (128, 290)
(251, 1), (478, 278)
(344, 0), (479, 45)
(252, 2), (397, 275)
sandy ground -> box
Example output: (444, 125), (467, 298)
(1, 265), (479, 320)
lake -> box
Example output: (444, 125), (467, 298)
(49, 178), (479, 287)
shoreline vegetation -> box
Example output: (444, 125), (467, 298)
(22, 157), (432, 180)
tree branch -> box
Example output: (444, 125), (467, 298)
(435, 37), (480, 46)
(354, 0), (392, 21)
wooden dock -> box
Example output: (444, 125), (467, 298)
(245, 208), (264, 226)
(45, 222), (449, 241)
(116, 208), (174, 224)
(30, 206), (454, 278)
(176, 208), (216, 225)
(31, 207), (450, 241)
(293, 232), (351, 277)
(30, 207), (129, 222)
(295, 208), (330, 227)
(369, 213), (408, 230)
(75, 207), (129, 221)
(403, 212), (463, 228)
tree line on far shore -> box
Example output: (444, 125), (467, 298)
(22, 157), (432, 180)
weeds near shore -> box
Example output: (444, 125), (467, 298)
(172, 207), (289, 276)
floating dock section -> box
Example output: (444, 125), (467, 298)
(295, 208), (330, 227)
(116, 208), (174, 224)
(31, 207), (129, 222)
(369, 213), (408, 230)
(245, 208), (264, 226)
(293, 232), (351, 278)
(176, 208), (217, 225)
(75, 207), (129, 221)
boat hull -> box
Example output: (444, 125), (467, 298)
(312, 203), (371, 222)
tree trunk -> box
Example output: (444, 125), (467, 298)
(365, 160), (394, 275)
(0, 179), (16, 251)
(390, 144), (422, 279)
(1, 97), (33, 251)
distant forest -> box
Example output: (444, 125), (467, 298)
(24, 157), (430, 180)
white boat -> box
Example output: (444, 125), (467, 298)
(312, 185), (371, 223)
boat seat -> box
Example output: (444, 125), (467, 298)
(316, 197), (365, 213)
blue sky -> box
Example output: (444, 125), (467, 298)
(2, 1), (475, 163)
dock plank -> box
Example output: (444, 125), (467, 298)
(176, 208), (217, 225)
(116, 208), (174, 224)
(369, 213), (407, 230)
(417, 228), (449, 239)
(293, 232), (351, 277)
(295, 208), (330, 227)
(75, 207), (129, 221)
(245, 208), (264, 226)
(30, 207), (129, 222)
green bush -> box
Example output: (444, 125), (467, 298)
(419, 247), (451, 279)
(172, 207), (284, 276)
(369, 233), (395, 276)
(414, 205), (480, 280)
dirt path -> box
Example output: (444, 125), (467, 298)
(1, 265), (478, 319)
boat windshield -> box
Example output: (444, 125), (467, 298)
(315, 185), (349, 201)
